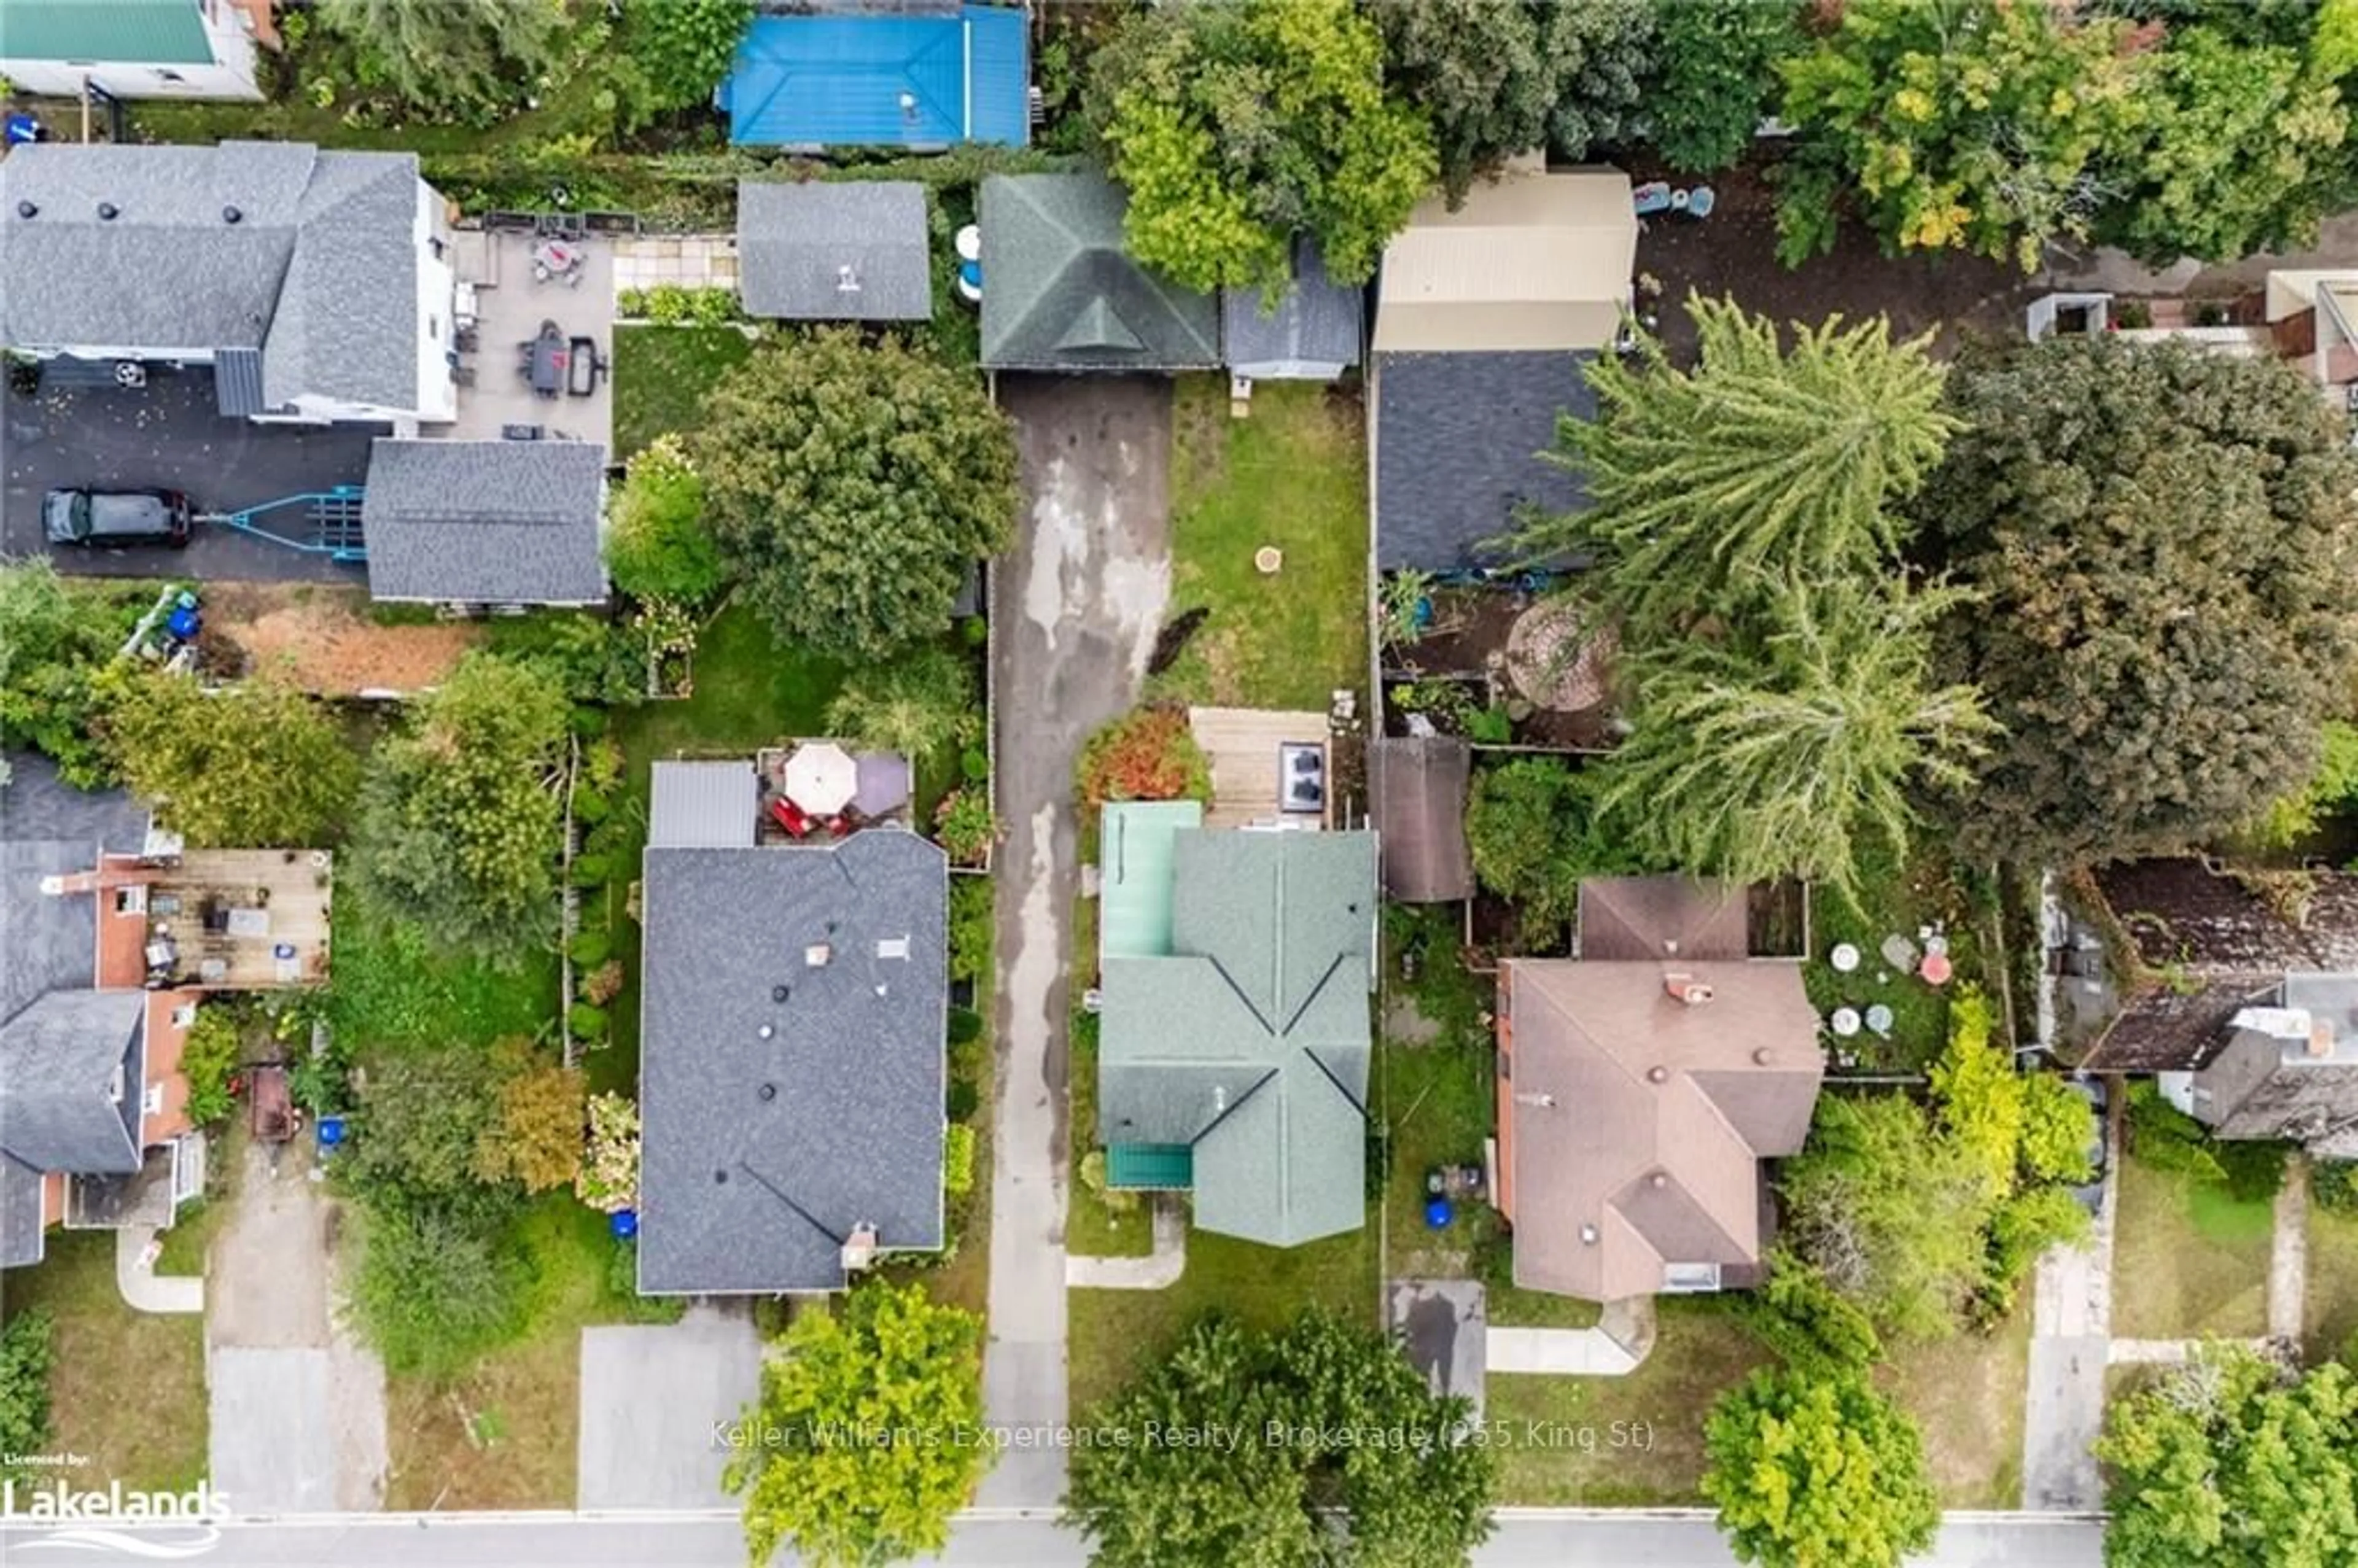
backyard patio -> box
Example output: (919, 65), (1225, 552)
(447, 228), (617, 449)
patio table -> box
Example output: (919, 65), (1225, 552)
(519, 320), (567, 398)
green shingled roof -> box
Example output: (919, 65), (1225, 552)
(0, 0), (215, 65)
(1097, 828), (1378, 1249)
(978, 173), (1221, 371)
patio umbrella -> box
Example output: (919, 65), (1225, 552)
(853, 753), (912, 817)
(784, 741), (859, 815)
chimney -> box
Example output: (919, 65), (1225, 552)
(2311, 1018), (2338, 1059)
(840, 1221), (880, 1273)
(804, 942), (832, 968)
(39, 871), (99, 897)
(1664, 972), (1714, 1006)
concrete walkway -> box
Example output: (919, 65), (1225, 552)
(979, 376), (1173, 1507)
(115, 1224), (203, 1314)
(1066, 1201), (1185, 1290)
(1485, 1298), (1654, 1378)
(2021, 1104), (2119, 1512)
(2270, 1157), (2309, 1346)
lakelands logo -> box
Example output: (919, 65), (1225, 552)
(2, 1480), (229, 1560)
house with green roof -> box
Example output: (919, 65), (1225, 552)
(1096, 804), (1379, 1248)
(0, 0), (273, 100)
(979, 172), (1220, 373)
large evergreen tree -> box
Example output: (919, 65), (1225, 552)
(1928, 336), (2358, 867)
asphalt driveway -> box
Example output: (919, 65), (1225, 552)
(980, 375), (1173, 1508)
(2, 367), (375, 583)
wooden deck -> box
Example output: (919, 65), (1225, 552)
(144, 849), (333, 989)
(1188, 706), (1331, 830)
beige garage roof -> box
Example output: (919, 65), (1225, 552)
(1372, 169), (1637, 355)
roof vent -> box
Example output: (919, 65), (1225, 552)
(877, 936), (909, 960)
(15, 201), (34, 219)
(772, 984), (790, 1004)
(837, 264), (861, 294)
(1649, 1171), (1668, 1189)
(1752, 1047), (1773, 1066)
(758, 1082), (777, 1102)
(756, 1023), (774, 1041)
(222, 204), (242, 224)
(97, 202), (119, 221)
(712, 1168), (730, 1184)
(805, 942), (832, 968)
(1646, 1065), (1670, 1085)
(897, 91), (918, 116)
(1579, 1222), (1599, 1245)
(1664, 972), (1714, 1006)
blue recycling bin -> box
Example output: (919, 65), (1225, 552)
(317, 1116), (346, 1149)
(1424, 1196), (1453, 1230)
(610, 1209), (639, 1239)
(4, 115), (41, 147)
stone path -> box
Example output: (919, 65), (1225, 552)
(115, 1224), (203, 1314)
(1066, 1200), (1185, 1290)
(2270, 1157), (2309, 1346)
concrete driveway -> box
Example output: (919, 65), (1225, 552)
(979, 375), (1173, 1507)
(577, 1305), (761, 1508)
(2021, 1108), (2119, 1511)
(2, 369), (375, 583)
(206, 1136), (388, 1512)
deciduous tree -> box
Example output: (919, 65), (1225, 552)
(349, 1197), (532, 1378)
(472, 1039), (586, 1193)
(1465, 756), (1643, 944)
(613, 0), (752, 116)
(0, 561), (139, 786)
(1089, 0), (1438, 291)
(0, 1311), (53, 1486)
(2101, 1349), (2358, 1567)
(605, 435), (723, 606)
(349, 653), (569, 962)
(1376, 0), (1651, 196)
(694, 333), (1016, 662)
(98, 669), (357, 848)
(1927, 337), (2358, 867)
(1702, 1367), (1939, 1568)
(1647, 0), (1802, 174)
(823, 645), (981, 764)
(725, 1282), (987, 1568)
(1064, 1313), (1495, 1568)
(317, 0), (571, 126)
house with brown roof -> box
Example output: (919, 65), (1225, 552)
(2079, 860), (2358, 1154)
(1495, 876), (1824, 1302)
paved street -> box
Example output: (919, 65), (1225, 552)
(0, 1510), (2107, 1567)
(978, 375), (1174, 1507)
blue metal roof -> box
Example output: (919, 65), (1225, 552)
(718, 5), (1030, 150)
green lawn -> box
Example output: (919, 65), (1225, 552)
(2111, 1152), (2274, 1340)
(1, 1230), (209, 1492)
(329, 884), (562, 1055)
(1486, 1298), (1772, 1506)
(610, 325), (757, 460)
(384, 1196), (674, 1509)
(1805, 847), (1998, 1073)
(1884, 1298), (2034, 1507)
(1378, 906), (1496, 1276)
(1151, 376), (1369, 712)
(2306, 1195), (2358, 1364)
(1068, 1224), (1379, 1416)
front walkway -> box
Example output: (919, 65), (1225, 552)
(1067, 1201), (1185, 1290)
(979, 376), (1174, 1507)
(115, 1225), (203, 1314)
(2270, 1157), (2309, 1345)
(1484, 1298), (1654, 1379)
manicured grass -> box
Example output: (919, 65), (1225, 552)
(1485, 1298), (1772, 1505)
(2111, 1152), (2273, 1340)
(1068, 1224), (1379, 1416)
(1, 1230), (209, 1492)
(1805, 846), (1997, 1073)
(1153, 376), (1369, 712)
(2305, 1198), (2358, 1364)
(1884, 1296), (2033, 1508)
(610, 325), (756, 459)
(601, 599), (846, 1096)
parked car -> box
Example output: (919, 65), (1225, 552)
(2067, 1076), (2109, 1211)
(43, 486), (192, 548)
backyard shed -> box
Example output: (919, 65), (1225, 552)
(979, 173), (1220, 373)
(360, 439), (610, 608)
(736, 180), (933, 322)
(1222, 238), (1363, 382)
(717, 5), (1030, 150)
(1368, 736), (1473, 903)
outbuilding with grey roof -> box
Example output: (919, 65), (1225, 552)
(361, 439), (609, 608)
(737, 180), (933, 322)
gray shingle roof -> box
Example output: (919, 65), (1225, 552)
(1374, 349), (1595, 572)
(1, 1155), (44, 1268)
(0, 141), (426, 414)
(0, 989), (144, 1174)
(362, 440), (609, 606)
(979, 173), (1220, 371)
(2, 752), (148, 1025)
(1098, 829), (1377, 1248)
(1222, 238), (1363, 380)
(738, 180), (933, 321)
(637, 827), (947, 1293)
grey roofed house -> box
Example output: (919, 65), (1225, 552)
(1, 753), (154, 1268)
(361, 440), (610, 607)
(637, 817), (947, 1294)
(2082, 858), (2358, 1073)
(1374, 350), (1595, 572)
(1098, 824), (1379, 1248)
(0, 140), (430, 417)
(979, 172), (1220, 372)
(737, 180), (933, 322)
(2187, 976), (2358, 1155)
(1222, 238), (1363, 381)
(1368, 735), (1472, 903)
(0, 990), (144, 1175)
